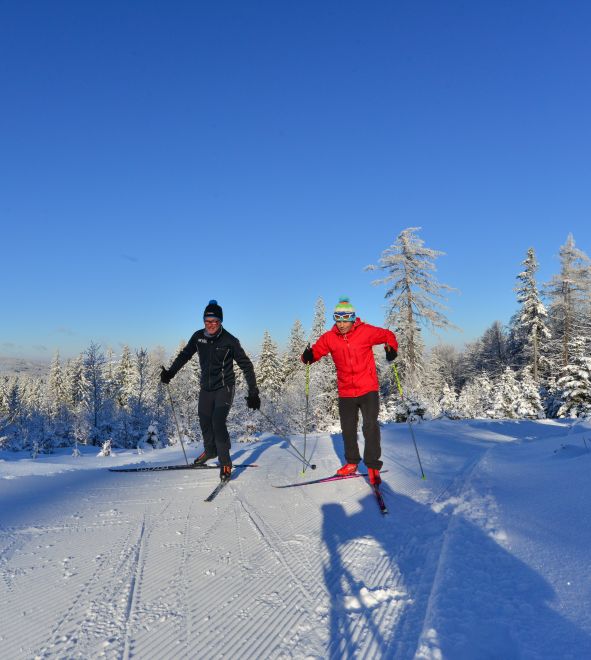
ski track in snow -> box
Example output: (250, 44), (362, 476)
(1, 419), (589, 658)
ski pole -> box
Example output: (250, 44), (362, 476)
(258, 408), (317, 470)
(302, 363), (310, 474)
(162, 370), (189, 466)
(392, 363), (426, 480)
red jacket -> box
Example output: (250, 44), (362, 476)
(309, 319), (398, 398)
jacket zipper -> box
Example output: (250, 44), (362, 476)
(343, 333), (357, 396)
(221, 348), (230, 386)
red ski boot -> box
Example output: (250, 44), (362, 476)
(336, 463), (359, 477)
(368, 468), (381, 485)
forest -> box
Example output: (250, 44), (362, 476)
(2, 228), (590, 454)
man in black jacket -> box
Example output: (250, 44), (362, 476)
(160, 300), (260, 482)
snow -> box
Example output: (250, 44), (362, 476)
(1, 419), (590, 659)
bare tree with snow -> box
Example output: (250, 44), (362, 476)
(545, 234), (591, 368)
(366, 227), (458, 391)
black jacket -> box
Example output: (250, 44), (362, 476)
(168, 327), (258, 394)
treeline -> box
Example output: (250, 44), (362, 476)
(2, 230), (591, 453)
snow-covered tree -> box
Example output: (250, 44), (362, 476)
(97, 439), (112, 457)
(517, 366), (544, 419)
(438, 382), (460, 419)
(64, 355), (86, 410)
(257, 331), (282, 404)
(490, 367), (521, 419)
(366, 227), (458, 391)
(48, 351), (67, 415)
(556, 337), (591, 418)
(463, 321), (511, 380)
(310, 298), (327, 343)
(457, 372), (494, 419)
(514, 248), (551, 381)
(117, 345), (135, 409)
(82, 342), (107, 444)
(282, 319), (307, 385)
(545, 234), (591, 368)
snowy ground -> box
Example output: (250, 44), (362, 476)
(1, 419), (590, 659)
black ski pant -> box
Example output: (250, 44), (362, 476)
(338, 390), (382, 470)
(198, 385), (234, 466)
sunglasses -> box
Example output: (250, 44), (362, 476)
(333, 312), (355, 321)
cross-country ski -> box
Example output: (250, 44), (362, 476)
(273, 469), (389, 488)
(109, 462), (258, 473)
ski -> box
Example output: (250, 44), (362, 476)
(109, 463), (257, 473)
(204, 478), (231, 502)
(272, 470), (388, 489)
(370, 482), (388, 514)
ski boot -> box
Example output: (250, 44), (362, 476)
(193, 450), (216, 467)
(220, 465), (232, 482)
(368, 468), (381, 485)
(336, 463), (358, 477)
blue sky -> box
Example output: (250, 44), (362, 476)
(2, 1), (590, 359)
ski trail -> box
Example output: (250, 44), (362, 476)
(122, 517), (148, 660)
(411, 445), (496, 659)
(378, 444), (493, 659)
(0, 531), (28, 593)
(32, 512), (151, 658)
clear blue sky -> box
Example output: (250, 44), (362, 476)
(2, 1), (590, 359)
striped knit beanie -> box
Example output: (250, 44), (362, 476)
(333, 296), (356, 320)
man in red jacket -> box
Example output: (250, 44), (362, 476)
(301, 297), (398, 485)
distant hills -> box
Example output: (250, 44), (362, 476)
(0, 357), (50, 377)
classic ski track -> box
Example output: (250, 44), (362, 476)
(0, 530), (28, 592)
(357, 444), (492, 659)
(36, 524), (143, 657)
(232, 493), (328, 659)
(30, 521), (140, 658)
(405, 444), (494, 659)
(32, 497), (170, 660)
(122, 515), (149, 660)
(129, 485), (227, 660)
(237, 496), (323, 604)
(237, 476), (407, 658)
(318, 478), (407, 658)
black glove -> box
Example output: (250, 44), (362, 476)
(246, 391), (261, 410)
(385, 346), (397, 362)
(160, 367), (172, 384)
(301, 345), (314, 365)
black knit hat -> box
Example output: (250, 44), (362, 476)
(203, 299), (223, 322)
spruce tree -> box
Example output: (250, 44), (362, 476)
(517, 366), (544, 419)
(439, 382), (460, 419)
(257, 331), (282, 404)
(48, 351), (66, 415)
(457, 373), (494, 418)
(556, 336), (591, 418)
(117, 345), (135, 409)
(282, 319), (307, 385)
(82, 342), (107, 444)
(514, 248), (551, 381)
(311, 298), (327, 343)
(491, 367), (521, 419)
